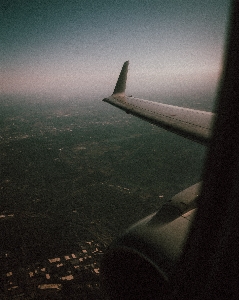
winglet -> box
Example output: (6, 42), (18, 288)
(113, 61), (129, 95)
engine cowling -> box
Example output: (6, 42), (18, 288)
(100, 183), (200, 299)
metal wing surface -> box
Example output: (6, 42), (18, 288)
(103, 61), (214, 145)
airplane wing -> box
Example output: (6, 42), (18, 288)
(103, 61), (214, 145)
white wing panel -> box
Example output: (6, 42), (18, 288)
(103, 94), (214, 145)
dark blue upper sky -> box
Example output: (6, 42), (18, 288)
(0, 0), (230, 100)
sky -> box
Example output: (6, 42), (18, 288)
(0, 0), (230, 100)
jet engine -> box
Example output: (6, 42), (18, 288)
(100, 183), (200, 299)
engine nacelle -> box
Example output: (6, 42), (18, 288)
(100, 183), (200, 299)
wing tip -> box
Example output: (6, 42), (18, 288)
(113, 61), (129, 95)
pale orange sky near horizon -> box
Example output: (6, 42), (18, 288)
(0, 0), (230, 100)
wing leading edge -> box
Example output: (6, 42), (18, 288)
(103, 61), (214, 145)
